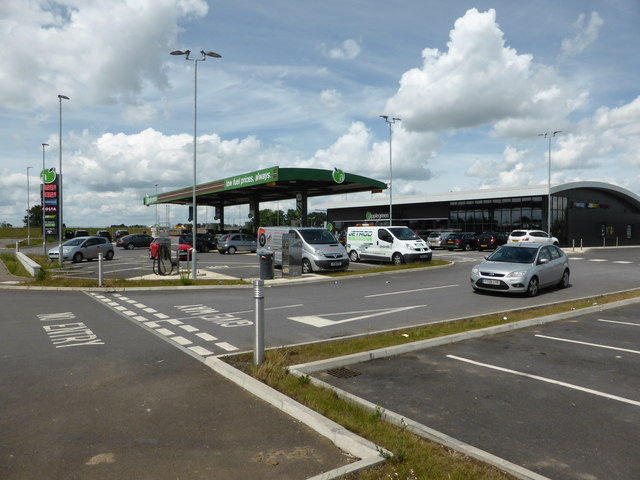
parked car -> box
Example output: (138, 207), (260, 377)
(508, 229), (559, 245)
(74, 229), (89, 237)
(117, 233), (154, 249)
(470, 243), (570, 296)
(48, 236), (114, 263)
(426, 231), (454, 249)
(217, 233), (257, 254)
(445, 232), (478, 251)
(179, 233), (216, 253)
(96, 230), (113, 242)
(477, 232), (508, 251)
(114, 229), (130, 240)
(149, 237), (192, 261)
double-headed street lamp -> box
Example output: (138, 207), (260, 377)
(41, 143), (49, 255)
(26, 166), (33, 245)
(58, 94), (69, 266)
(538, 131), (562, 236)
(380, 115), (401, 226)
(170, 49), (221, 280)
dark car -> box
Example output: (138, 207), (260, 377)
(477, 232), (507, 251)
(114, 229), (130, 240)
(116, 233), (154, 249)
(74, 229), (90, 237)
(96, 230), (113, 242)
(179, 233), (217, 253)
(445, 232), (478, 251)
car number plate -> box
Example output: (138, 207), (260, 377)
(330, 261), (342, 266)
(482, 279), (500, 285)
(419, 254), (429, 258)
(480, 244), (488, 248)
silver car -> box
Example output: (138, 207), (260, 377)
(470, 243), (569, 296)
(48, 236), (115, 263)
(216, 233), (257, 254)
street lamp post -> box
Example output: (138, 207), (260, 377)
(41, 143), (49, 255)
(58, 94), (69, 266)
(538, 131), (562, 236)
(380, 115), (400, 226)
(171, 49), (221, 279)
(155, 183), (159, 233)
(26, 166), (33, 245)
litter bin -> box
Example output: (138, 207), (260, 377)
(259, 252), (274, 280)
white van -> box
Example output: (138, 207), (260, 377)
(346, 226), (432, 264)
(257, 227), (349, 273)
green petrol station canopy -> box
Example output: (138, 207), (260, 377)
(144, 166), (387, 208)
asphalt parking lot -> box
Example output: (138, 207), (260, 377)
(314, 302), (640, 480)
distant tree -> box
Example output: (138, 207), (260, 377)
(0, 221), (13, 228)
(23, 205), (43, 228)
(307, 211), (327, 227)
(259, 208), (286, 226)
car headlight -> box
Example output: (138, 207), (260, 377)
(471, 265), (479, 275)
(506, 270), (527, 278)
(314, 249), (325, 257)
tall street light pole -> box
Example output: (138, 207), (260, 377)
(26, 166), (33, 245)
(380, 115), (400, 226)
(155, 183), (159, 232)
(171, 49), (221, 280)
(58, 94), (70, 267)
(538, 131), (562, 236)
(41, 143), (49, 255)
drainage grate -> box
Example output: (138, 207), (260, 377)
(326, 367), (361, 378)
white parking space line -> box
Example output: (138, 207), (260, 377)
(597, 319), (640, 327)
(447, 355), (640, 407)
(588, 259), (608, 262)
(365, 284), (458, 298)
(289, 305), (426, 327)
(535, 334), (640, 355)
(613, 261), (633, 264)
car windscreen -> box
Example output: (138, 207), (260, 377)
(299, 229), (337, 245)
(487, 246), (537, 263)
(63, 238), (84, 246)
(388, 227), (420, 241)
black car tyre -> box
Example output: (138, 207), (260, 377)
(201, 245), (210, 253)
(392, 252), (404, 265)
(228, 246), (237, 254)
(348, 250), (359, 262)
(464, 243), (473, 251)
(302, 258), (312, 274)
(72, 252), (83, 263)
(559, 269), (570, 288)
(526, 277), (539, 297)
(105, 250), (114, 260)
(126, 243), (135, 250)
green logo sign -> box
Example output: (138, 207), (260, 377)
(40, 168), (56, 184)
(332, 168), (345, 184)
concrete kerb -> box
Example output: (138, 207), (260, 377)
(287, 295), (640, 480)
(204, 356), (386, 480)
(15, 252), (41, 277)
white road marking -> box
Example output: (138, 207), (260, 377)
(196, 332), (218, 341)
(535, 334), (640, 354)
(180, 325), (199, 333)
(447, 355), (640, 407)
(597, 318), (640, 327)
(289, 305), (426, 327)
(613, 261), (633, 264)
(226, 304), (304, 315)
(215, 342), (238, 351)
(365, 284), (458, 298)
(114, 305), (127, 311)
(144, 308), (158, 313)
(172, 336), (192, 346)
(588, 259), (607, 262)
(154, 313), (170, 319)
(133, 316), (147, 322)
(189, 346), (214, 356)
(156, 328), (174, 336)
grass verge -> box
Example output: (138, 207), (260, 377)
(224, 288), (640, 479)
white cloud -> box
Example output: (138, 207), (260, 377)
(560, 12), (604, 60)
(385, 8), (587, 137)
(321, 39), (361, 60)
(319, 89), (341, 110)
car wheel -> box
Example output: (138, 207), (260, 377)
(126, 243), (135, 250)
(559, 269), (570, 288)
(464, 243), (472, 251)
(228, 246), (237, 254)
(202, 245), (210, 253)
(348, 250), (359, 262)
(72, 252), (83, 263)
(526, 277), (539, 297)
(392, 252), (404, 265)
(105, 250), (114, 260)
(302, 258), (312, 274)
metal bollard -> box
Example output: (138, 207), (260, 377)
(253, 279), (265, 365)
(98, 254), (103, 287)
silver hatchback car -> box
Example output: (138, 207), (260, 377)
(48, 236), (115, 263)
(470, 243), (569, 296)
(216, 233), (257, 254)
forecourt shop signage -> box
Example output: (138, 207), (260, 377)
(40, 167), (59, 237)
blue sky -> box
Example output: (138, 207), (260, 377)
(1, 0), (639, 228)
